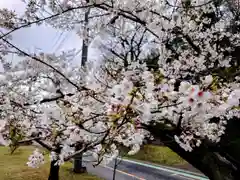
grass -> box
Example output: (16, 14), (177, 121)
(124, 145), (187, 166)
(0, 146), (102, 180)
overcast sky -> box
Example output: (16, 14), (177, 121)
(0, 0), (102, 71)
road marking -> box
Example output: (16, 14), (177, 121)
(101, 165), (146, 180)
(172, 173), (200, 180)
(84, 155), (208, 180)
(176, 174), (199, 180)
(118, 158), (209, 180)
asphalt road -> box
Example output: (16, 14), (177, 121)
(83, 157), (209, 180)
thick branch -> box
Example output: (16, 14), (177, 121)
(34, 139), (53, 151)
(24, 91), (74, 106)
(18, 137), (41, 144)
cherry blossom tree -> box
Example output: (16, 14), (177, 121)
(0, 0), (240, 180)
(0, 54), (122, 180)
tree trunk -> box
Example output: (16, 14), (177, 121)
(145, 123), (240, 180)
(48, 160), (60, 180)
(73, 143), (86, 173)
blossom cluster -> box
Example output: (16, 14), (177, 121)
(26, 149), (45, 168)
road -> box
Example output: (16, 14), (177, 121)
(83, 157), (209, 180)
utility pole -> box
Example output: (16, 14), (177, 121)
(81, 1), (90, 67)
(73, 0), (90, 173)
(112, 157), (118, 180)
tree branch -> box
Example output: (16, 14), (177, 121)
(1, 38), (89, 92)
(34, 139), (53, 151)
(151, 102), (182, 113)
(0, 3), (97, 40)
(18, 137), (41, 144)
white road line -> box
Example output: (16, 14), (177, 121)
(176, 174), (199, 180)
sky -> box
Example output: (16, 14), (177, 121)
(0, 0), (102, 71)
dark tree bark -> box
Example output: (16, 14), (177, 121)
(144, 122), (240, 180)
(73, 143), (86, 173)
(48, 160), (60, 180)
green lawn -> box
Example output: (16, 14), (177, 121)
(0, 146), (102, 180)
(125, 145), (186, 166)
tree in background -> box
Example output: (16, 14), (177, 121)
(0, 0), (240, 180)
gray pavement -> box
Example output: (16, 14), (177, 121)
(83, 157), (208, 180)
